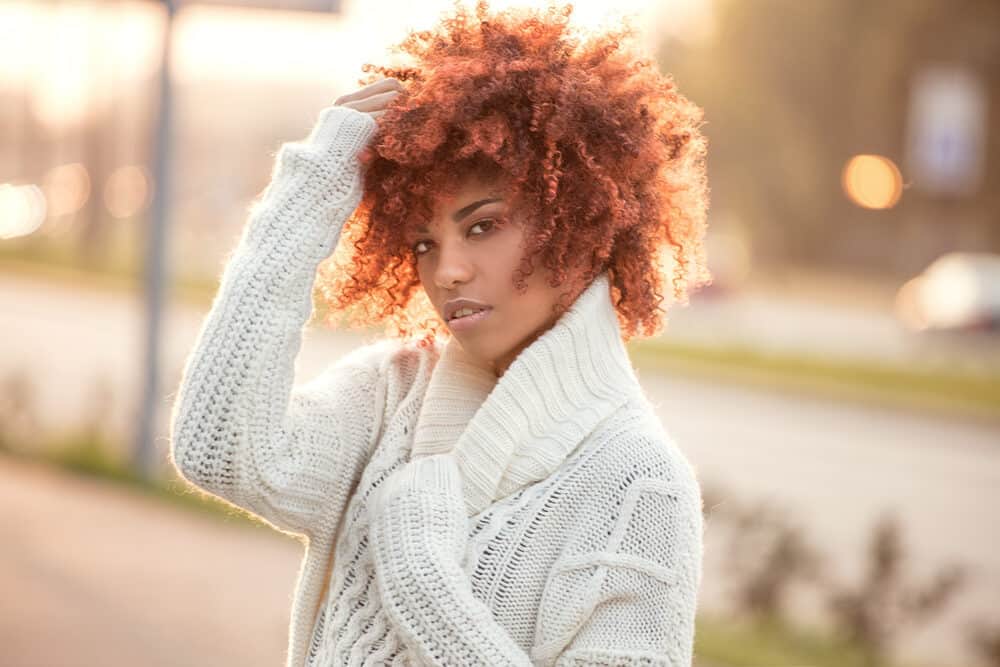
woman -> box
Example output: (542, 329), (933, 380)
(169, 2), (711, 666)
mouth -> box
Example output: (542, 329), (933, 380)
(446, 306), (493, 331)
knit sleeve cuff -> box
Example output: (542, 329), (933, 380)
(386, 454), (465, 498)
(293, 105), (378, 160)
(241, 104), (376, 252)
(370, 454), (465, 521)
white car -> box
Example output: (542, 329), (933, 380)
(895, 252), (1000, 332)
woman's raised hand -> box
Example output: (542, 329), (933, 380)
(334, 77), (405, 119)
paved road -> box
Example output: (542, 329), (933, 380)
(2, 271), (998, 666)
(0, 455), (301, 667)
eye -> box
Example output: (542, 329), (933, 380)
(410, 218), (497, 257)
(469, 218), (496, 235)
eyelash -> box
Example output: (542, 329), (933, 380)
(411, 218), (497, 257)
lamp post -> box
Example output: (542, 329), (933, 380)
(133, 0), (175, 480)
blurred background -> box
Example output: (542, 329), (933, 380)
(1, 0), (998, 665)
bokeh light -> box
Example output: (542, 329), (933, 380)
(42, 163), (91, 218)
(103, 165), (151, 219)
(842, 154), (903, 209)
(0, 183), (47, 239)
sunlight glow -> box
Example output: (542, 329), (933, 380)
(1, 0), (711, 127)
(0, 2), (163, 129)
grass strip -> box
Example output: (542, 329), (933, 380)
(694, 612), (950, 667)
(629, 339), (1000, 422)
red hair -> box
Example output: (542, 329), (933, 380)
(316, 0), (711, 347)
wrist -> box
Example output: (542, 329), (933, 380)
(303, 105), (378, 156)
(387, 454), (464, 497)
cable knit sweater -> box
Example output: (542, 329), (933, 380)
(168, 104), (705, 667)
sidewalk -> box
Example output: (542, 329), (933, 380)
(0, 454), (302, 667)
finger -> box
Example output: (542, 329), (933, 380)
(372, 77), (405, 93)
(335, 77), (404, 105)
(354, 78), (404, 102)
(370, 77), (405, 94)
(343, 89), (400, 113)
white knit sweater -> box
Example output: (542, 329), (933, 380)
(168, 105), (704, 667)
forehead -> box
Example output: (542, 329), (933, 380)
(396, 152), (519, 234)
(432, 173), (507, 214)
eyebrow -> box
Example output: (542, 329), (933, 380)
(415, 197), (503, 233)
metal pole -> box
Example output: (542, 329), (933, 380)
(134, 0), (174, 481)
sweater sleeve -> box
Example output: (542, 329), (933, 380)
(369, 455), (536, 666)
(540, 476), (704, 667)
(168, 105), (383, 539)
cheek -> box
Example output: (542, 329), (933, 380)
(484, 242), (523, 275)
(486, 226), (529, 271)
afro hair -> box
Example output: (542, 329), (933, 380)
(316, 0), (711, 348)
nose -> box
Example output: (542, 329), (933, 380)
(433, 240), (475, 290)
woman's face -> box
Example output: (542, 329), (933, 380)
(409, 174), (586, 377)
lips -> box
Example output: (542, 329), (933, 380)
(443, 298), (493, 322)
(446, 306), (493, 331)
(449, 306), (489, 321)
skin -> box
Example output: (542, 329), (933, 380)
(336, 77), (587, 377)
(409, 175), (587, 377)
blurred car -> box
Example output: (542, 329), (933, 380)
(895, 251), (1000, 332)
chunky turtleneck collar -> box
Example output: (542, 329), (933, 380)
(410, 272), (645, 516)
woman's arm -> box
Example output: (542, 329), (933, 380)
(168, 99), (385, 539)
(369, 455), (537, 666)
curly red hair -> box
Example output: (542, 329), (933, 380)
(316, 0), (711, 348)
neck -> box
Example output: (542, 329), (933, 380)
(481, 282), (589, 378)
